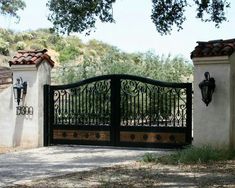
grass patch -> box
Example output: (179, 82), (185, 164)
(142, 146), (235, 165)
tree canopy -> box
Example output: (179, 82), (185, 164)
(0, 0), (231, 35)
(0, 0), (26, 20)
(47, 0), (231, 35)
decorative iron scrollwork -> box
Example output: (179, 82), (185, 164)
(53, 80), (111, 126)
(120, 79), (188, 128)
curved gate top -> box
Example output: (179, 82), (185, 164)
(44, 74), (192, 148)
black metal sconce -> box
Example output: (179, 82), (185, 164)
(13, 77), (27, 106)
(199, 72), (215, 106)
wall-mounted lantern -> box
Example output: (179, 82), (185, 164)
(13, 77), (27, 106)
(199, 72), (215, 106)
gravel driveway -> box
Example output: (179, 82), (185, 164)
(0, 145), (169, 187)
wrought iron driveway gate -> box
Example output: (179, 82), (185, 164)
(44, 74), (192, 148)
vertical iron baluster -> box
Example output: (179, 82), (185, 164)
(129, 94), (132, 126)
(165, 91), (167, 126)
(141, 88), (144, 126)
(161, 89), (164, 125)
(68, 91), (71, 125)
(92, 87), (95, 125)
(61, 90), (64, 125)
(122, 89), (125, 126)
(149, 87), (152, 126)
(182, 108), (184, 127)
(157, 87), (160, 126)
(173, 91), (176, 127)
(85, 86), (88, 125)
(121, 90), (124, 126)
(88, 86), (92, 125)
(125, 93), (128, 126)
(153, 87), (156, 126)
(75, 88), (78, 125)
(54, 92), (57, 125)
(88, 86), (91, 125)
(78, 88), (81, 124)
(99, 86), (102, 126)
(177, 89), (180, 126)
(103, 86), (107, 125)
(102, 87), (105, 125)
(81, 88), (84, 124)
(145, 85), (148, 126)
(134, 94), (136, 126)
(96, 85), (98, 126)
(71, 90), (74, 125)
(137, 89), (140, 126)
(169, 89), (172, 126)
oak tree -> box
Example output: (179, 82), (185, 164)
(47, 0), (230, 35)
(0, 0), (26, 20)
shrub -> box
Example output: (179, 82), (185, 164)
(30, 43), (44, 50)
(21, 32), (34, 40)
(16, 41), (27, 50)
(47, 35), (61, 44)
(142, 146), (235, 165)
(14, 34), (23, 42)
(59, 45), (79, 63)
(142, 153), (158, 163)
(0, 38), (10, 56)
(37, 39), (47, 48)
(0, 29), (14, 43)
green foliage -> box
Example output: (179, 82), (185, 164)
(0, 38), (9, 55)
(57, 48), (193, 84)
(21, 32), (34, 40)
(142, 153), (158, 163)
(14, 34), (23, 42)
(58, 45), (80, 63)
(143, 146), (235, 165)
(16, 41), (26, 50)
(47, 35), (61, 45)
(0, 29), (14, 43)
(46, 0), (230, 35)
(30, 43), (44, 50)
(151, 0), (230, 35)
(0, 28), (193, 85)
(47, 0), (116, 35)
(0, 0), (26, 20)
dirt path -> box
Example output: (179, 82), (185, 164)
(7, 160), (235, 188)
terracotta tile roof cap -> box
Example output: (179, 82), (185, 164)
(9, 49), (55, 67)
(191, 39), (235, 59)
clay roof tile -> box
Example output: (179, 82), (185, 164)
(191, 39), (235, 58)
(9, 49), (54, 67)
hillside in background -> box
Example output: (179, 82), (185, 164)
(0, 28), (193, 84)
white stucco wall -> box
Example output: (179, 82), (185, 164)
(193, 56), (233, 148)
(11, 65), (39, 147)
(0, 61), (52, 148)
(0, 86), (13, 146)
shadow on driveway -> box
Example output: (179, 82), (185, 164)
(0, 145), (170, 187)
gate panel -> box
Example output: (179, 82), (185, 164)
(48, 78), (112, 145)
(44, 74), (192, 148)
(118, 78), (191, 147)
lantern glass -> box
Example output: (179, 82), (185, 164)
(13, 78), (27, 106)
(199, 72), (215, 106)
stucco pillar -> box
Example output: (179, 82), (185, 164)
(9, 49), (54, 148)
(191, 39), (235, 149)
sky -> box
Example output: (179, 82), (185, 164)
(1, 0), (235, 60)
